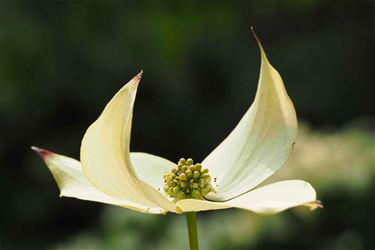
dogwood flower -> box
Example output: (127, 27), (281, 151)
(32, 34), (320, 216)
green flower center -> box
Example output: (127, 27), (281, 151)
(163, 158), (215, 199)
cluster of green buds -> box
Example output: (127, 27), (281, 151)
(163, 158), (215, 199)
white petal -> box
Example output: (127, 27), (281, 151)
(130, 152), (175, 193)
(176, 180), (319, 213)
(176, 199), (230, 212)
(80, 72), (178, 213)
(224, 180), (320, 214)
(31, 147), (165, 214)
(204, 38), (297, 201)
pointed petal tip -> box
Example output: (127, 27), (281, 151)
(135, 70), (143, 80)
(31, 146), (52, 159)
(250, 26), (261, 45)
(130, 70), (143, 87)
(306, 200), (323, 211)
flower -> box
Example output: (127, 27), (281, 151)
(32, 34), (320, 215)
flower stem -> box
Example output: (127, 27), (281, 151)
(185, 212), (199, 250)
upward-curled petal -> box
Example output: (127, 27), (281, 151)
(204, 34), (297, 201)
(80, 72), (177, 213)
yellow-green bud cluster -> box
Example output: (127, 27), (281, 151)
(163, 158), (214, 199)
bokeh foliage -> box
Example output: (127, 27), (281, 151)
(0, 0), (374, 249)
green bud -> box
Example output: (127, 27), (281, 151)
(191, 189), (201, 198)
(177, 191), (185, 199)
(179, 158), (186, 164)
(186, 158), (194, 165)
(172, 187), (180, 193)
(188, 165), (196, 172)
(201, 188), (209, 195)
(193, 171), (200, 179)
(179, 173), (187, 181)
(202, 173), (210, 179)
(195, 164), (202, 171)
(185, 169), (192, 177)
(163, 157), (214, 200)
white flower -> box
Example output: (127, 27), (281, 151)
(32, 35), (320, 215)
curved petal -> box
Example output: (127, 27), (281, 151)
(130, 152), (175, 193)
(204, 36), (297, 201)
(80, 72), (178, 213)
(31, 147), (165, 214)
(177, 180), (319, 214)
(176, 198), (231, 213)
(224, 180), (320, 215)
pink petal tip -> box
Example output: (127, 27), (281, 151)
(250, 26), (261, 45)
(131, 70), (143, 87)
(134, 70), (143, 80)
(31, 146), (52, 159)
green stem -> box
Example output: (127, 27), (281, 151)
(185, 212), (199, 250)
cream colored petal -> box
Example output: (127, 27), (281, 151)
(176, 198), (231, 213)
(204, 36), (297, 201)
(177, 180), (319, 213)
(80, 72), (178, 213)
(225, 180), (320, 215)
(130, 152), (175, 193)
(31, 147), (164, 214)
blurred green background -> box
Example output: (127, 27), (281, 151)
(1, 0), (374, 249)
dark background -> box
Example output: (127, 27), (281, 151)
(1, 0), (374, 249)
